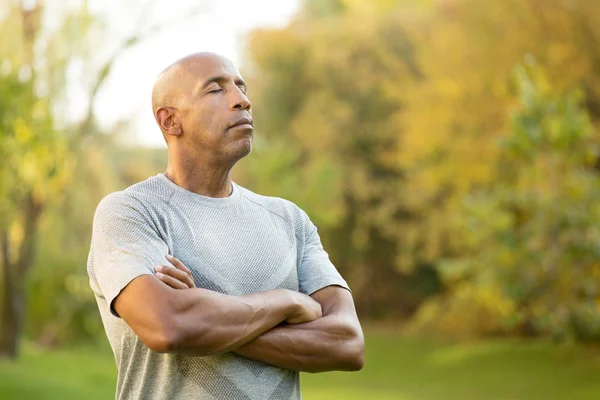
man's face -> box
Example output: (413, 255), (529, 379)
(177, 55), (253, 162)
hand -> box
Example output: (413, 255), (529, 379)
(154, 254), (196, 289)
(285, 290), (323, 324)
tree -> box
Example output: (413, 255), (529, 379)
(397, 0), (600, 277)
(411, 63), (600, 340)
(0, 1), (72, 359)
(396, 0), (600, 339)
(243, 0), (600, 333)
(241, 0), (438, 318)
(0, 0), (204, 358)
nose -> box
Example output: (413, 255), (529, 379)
(231, 88), (251, 111)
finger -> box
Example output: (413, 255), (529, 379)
(166, 255), (195, 286)
(155, 265), (195, 288)
(166, 255), (193, 276)
(156, 272), (189, 290)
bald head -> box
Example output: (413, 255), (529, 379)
(152, 52), (231, 116)
(150, 52), (252, 159)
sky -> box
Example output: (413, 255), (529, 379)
(49, 0), (300, 147)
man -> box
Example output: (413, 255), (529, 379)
(87, 52), (364, 400)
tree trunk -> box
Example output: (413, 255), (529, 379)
(0, 194), (42, 359)
(0, 257), (22, 359)
(0, 231), (20, 359)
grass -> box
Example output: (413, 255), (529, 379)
(0, 343), (116, 399)
(302, 333), (600, 400)
(1, 332), (600, 399)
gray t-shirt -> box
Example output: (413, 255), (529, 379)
(87, 173), (349, 400)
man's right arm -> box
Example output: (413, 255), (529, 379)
(113, 275), (321, 356)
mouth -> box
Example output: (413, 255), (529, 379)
(229, 117), (254, 130)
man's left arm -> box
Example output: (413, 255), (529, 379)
(235, 209), (365, 373)
(154, 209), (364, 372)
(233, 285), (364, 373)
(155, 258), (364, 372)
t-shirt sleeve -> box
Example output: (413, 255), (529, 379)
(298, 210), (350, 295)
(88, 192), (170, 317)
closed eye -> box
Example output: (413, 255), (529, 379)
(208, 88), (223, 94)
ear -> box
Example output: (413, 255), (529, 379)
(156, 107), (182, 137)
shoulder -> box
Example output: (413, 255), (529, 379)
(94, 176), (169, 221)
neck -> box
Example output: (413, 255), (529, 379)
(165, 150), (235, 198)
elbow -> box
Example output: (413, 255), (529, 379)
(146, 329), (180, 353)
(310, 334), (363, 373)
(143, 317), (183, 353)
(347, 350), (365, 371)
(343, 334), (365, 371)
(142, 315), (216, 356)
(331, 320), (364, 372)
(342, 320), (365, 371)
(136, 308), (186, 353)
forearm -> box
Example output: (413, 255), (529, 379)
(233, 313), (364, 373)
(130, 284), (294, 356)
(171, 288), (296, 355)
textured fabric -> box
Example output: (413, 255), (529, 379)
(87, 173), (349, 400)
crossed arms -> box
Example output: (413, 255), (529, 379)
(113, 256), (364, 373)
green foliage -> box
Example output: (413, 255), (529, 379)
(25, 143), (166, 345)
(242, 1), (430, 318)
(412, 63), (600, 341)
(245, 0), (600, 339)
(0, 74), (72, 218)
(0, 2), (168, 350)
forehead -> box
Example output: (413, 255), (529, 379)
(185, 55), (242, 82)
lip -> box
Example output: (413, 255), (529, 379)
(229, 117), (254, 130)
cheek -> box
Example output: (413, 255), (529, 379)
(198, 100), (224, 129)
(184, 108), (209, 132)
(185, 111), (224, 146)
(182, 98), (228, 140)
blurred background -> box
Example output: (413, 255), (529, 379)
(1, 0), (600, 399)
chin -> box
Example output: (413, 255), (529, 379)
(232, 138), (253, 161)
(241, 141), (253, 158)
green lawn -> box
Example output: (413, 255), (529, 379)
(1, 332), (600, 399)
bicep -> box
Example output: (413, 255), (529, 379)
(113, 274), (171, 327)
(113, 275), (177, 351)
(310, 285), (359, 322)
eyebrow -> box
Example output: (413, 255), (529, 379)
(201, 75), (247, 90)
